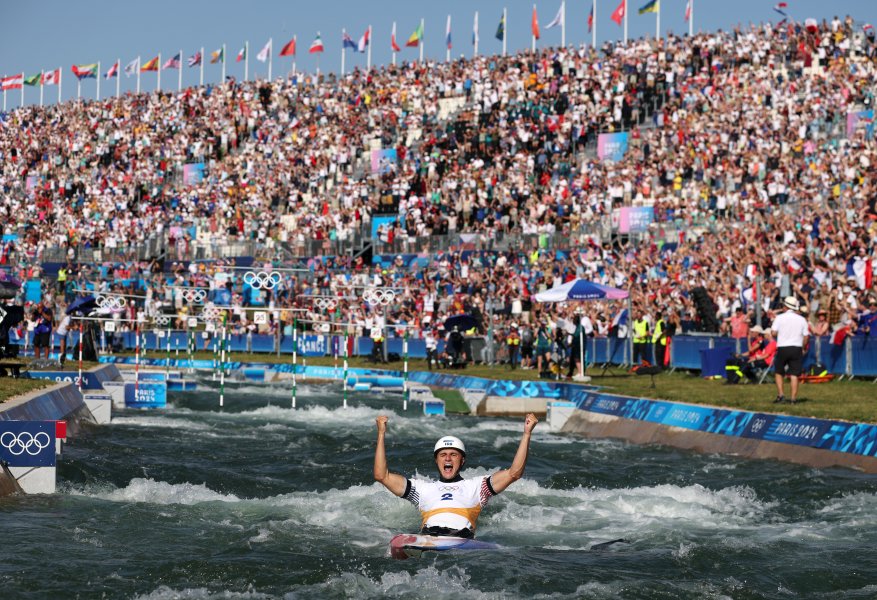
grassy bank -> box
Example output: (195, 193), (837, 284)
(122, 350), (877, 424)
(0, 378), (55, 403)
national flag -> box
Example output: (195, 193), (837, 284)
(473, 12), (479, 46)
(124, 58), (140, 76)
(638, 0), (658, 15)
(495, 12), (506, 41)
(188, 51), (202, 67)
(446, 15), (452, 49)
(588, 3), (594, 32)
(849, 256), (874, 290)
(358, 28), (370, 53)
(611, 0), (626, 25)
(141, 56), (160, 72)
(864, 24), (875, 35)
(391, 22), (401, 51)
(773, 2), (788, 17)
(546, 1), (564, 29)
(406, 22), (423, 47)
(23, 73), (41, 86)
(1, 74), (23, 90)
(236, 46), (246, 62)
(41, 69), (61, 85)
(280, 37), (296, 56)
(104, 61), (119, 79)
(210, 48), (224, 64)
(685, 0), (691, 21)
(342, 31), (357, 50)
(611, 308), (629, 334)
(309, 33), (325, 54)
(532, 5), (540, 40)
(71, 64), (98, 79)
(831, 325), (850, 346)
(256, 39), (272, 62)
(162, 53), (181, 70)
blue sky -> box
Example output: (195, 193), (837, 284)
(2, 0), (876, 105)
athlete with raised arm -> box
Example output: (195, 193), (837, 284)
(374, 413), (538, 539)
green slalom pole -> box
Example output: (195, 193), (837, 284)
(212, 330), (218, 381)
(165, 322), (171, 378)
(343, 334), (348, 409)
(219, 313), (227, 408)
(403, 329), (409, 411)
(291, 318), (298, 409)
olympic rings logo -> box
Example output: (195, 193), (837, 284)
(96, 295), (127, 311)
(244, 271), (282, 290)
(0, 431), (52, 456)
(363, 288), (396, 306)
(182, 289), (207, 304)
(312, 298), (337, 311)
(154, 316), (171, 327)
(201, 307), (221, 322)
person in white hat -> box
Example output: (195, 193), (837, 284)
(770, 296), (810, 404)
(373, 413), (538, 539)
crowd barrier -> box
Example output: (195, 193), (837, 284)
(10, 331), (877, 379)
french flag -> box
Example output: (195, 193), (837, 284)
(104, 61), (119, 79)
(612, 308), (628, 329)
(848, 256), (873, 290)
(774, 2), (788, 17)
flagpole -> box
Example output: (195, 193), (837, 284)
(59, 66), (62, 103)
(136, 57), (141, 94)
(446, 15), (451, 62)
(20, 74), (24, 107)
(689, 0), (694, 37)
(392, 22), (397, 66)
(97, 61), (101, 101)
(593, 1), (597, 48)
(532, 5), (536, 53)
(158, 53), (162, 91)
(200, 47), (204, 86)
(503, 8), (508, 56)
(178, 49), (183, 91)
(656, 1), (660, 40)
(116, 58), (121, 97)
(474, 11), (479, 57)
(292, 36), (297, 75)
(222, 44), (227, 82)
(268, 39), (272, 81)
(341, 28), (346, 76)
(77, 79), (81, 100)
(562, 0), (566, 47)
(367, 26), (372, 70)
(245, 41), (249, 81)
(419, 18), (424, 63)
(2, 90), (5, 112)
(40, 73), (44, 106)
(623, 0), (628, 44)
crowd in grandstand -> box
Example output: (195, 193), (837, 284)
(2, 14), (877, 372)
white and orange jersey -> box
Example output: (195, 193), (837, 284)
(402, 475), (497, 533)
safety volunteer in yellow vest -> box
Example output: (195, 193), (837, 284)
(633, 318), (649, 344)
(651, 317), (666, 346)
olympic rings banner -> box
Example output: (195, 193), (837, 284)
(0, 421), (56, 467)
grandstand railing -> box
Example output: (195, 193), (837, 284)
(13, 330), (877, 380)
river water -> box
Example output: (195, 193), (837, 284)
(2, 377), (877, 599)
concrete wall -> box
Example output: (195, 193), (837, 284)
(560, 396), (877, 474)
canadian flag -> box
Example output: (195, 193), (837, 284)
(610, 0), (626, 25)
(41, 69), (61, 86)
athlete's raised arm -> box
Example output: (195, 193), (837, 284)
(374, 415), (408, 496)
(489, 413), (538, 494)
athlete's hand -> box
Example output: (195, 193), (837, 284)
(376, 415), (389, 434)
(524, 413), (538, 434)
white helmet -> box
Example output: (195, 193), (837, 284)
(433, 436), (466, 457)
